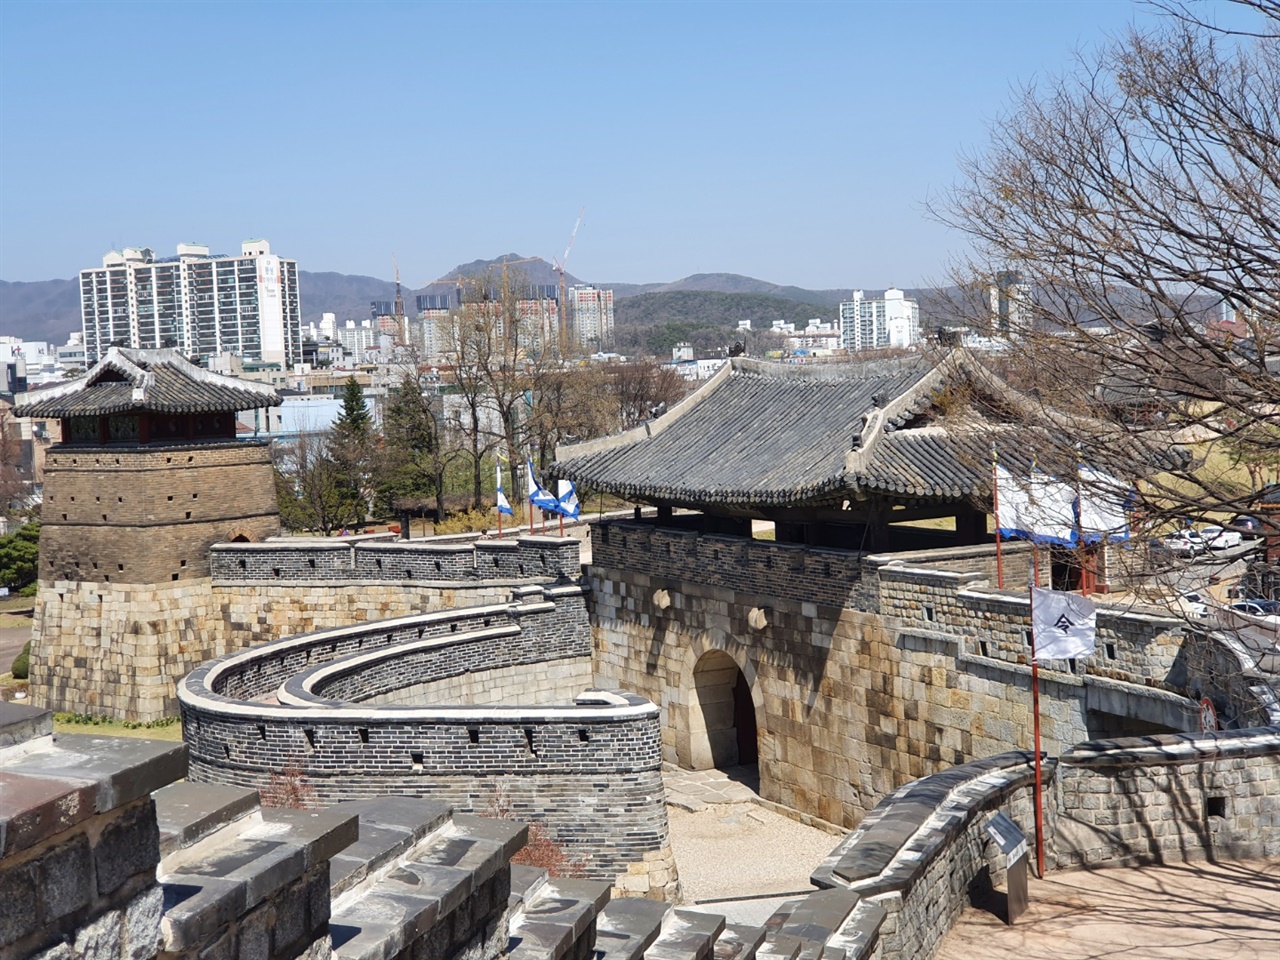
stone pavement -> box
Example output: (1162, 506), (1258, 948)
(663, 764), (845, 911)
(937, 858), (1280, 960)
(663, 764), (764, 811)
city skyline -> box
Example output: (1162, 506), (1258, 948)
(0, 1), (1260, 289)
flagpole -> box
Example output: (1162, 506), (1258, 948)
(1029, 545), (1046, 879)
(993, 444), (1004, 589)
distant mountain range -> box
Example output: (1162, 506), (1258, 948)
(0, 253), (875, 346)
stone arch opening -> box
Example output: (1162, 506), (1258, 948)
(689, 649), (758, 770)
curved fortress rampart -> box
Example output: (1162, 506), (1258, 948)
(178, 581), (675, 893)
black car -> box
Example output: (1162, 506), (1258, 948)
(1227, 515), (1265, 540)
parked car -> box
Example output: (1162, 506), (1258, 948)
(1228, 599), (1280, 617)
(1162, 529), (1207, 557)
(1227, 515), (1264, 540)
(1200, 525), (1243, 550)
(1178, 592), (1210, 617)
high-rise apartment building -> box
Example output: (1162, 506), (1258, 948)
(79, 240), (302, 367)
(568, 285), (614, 349)
(988, 270), (1030, 336)
(838, 288), (920, 352)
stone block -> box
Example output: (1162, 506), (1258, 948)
(95, 799), (161, 897)
(0, 857), (39, 946)
(38, 834), (93, 921)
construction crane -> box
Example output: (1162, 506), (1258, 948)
(392, 254), (405, 320)
(392, 254), (407, 342)
(553, 208), (585, 343)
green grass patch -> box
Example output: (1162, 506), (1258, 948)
(53, 712), (185, 742)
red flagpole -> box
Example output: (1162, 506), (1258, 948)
(1030, 546), (1046, 879)
(993, 445), (1004, 589)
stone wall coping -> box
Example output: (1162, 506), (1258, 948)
(811, 751), (1048, 895)
(1061, 725), (1280, 767)
(877, 564), (986, 586)
(357, 540), (477, 555)
(205, 600), (522, 690)
(0, 702), (52, 750)
(211, 577), (562, 589)
(182, 676), (657, 724)
(1, 733), (187, 858)
(214, 539), (355, 553)
(864, 540), (1033, 567)
(280, 623), (525, 706)
(48, 437), (272, 454)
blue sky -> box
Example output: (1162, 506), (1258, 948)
(0, 1), (1252, 288)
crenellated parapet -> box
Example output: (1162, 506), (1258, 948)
(177, 583), (674, 893)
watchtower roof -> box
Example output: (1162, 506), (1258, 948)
(552, 352), (1029, 508)
(14, 347), (280, 418)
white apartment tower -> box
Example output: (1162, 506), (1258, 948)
(569, 285), (614, 349)
(79, 240), (302, 367)
(988, 270), (1030, 335)
(839, 288), (920, 352)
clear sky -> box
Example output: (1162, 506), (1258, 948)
(0, 0), (1251, 289)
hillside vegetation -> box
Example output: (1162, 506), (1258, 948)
(614, 291), (835, 357)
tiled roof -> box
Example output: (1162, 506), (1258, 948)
(552, 354), (1002, 506)
(13, 347), (280, 418)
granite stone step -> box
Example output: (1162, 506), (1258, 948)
(593, 896), (670, 960)
(158, 805), (358, 952)
(507, 876), (612, 960)
(643, 907), (725, 960)
(712, 923), (767, 960)
(327, 796), (454, 896)
(330, 813), (526, 960)
(759, 889), (859, 960)
(153, 781), (261, 858)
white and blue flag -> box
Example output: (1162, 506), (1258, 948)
(554, 479), (580, 520)
(526, 458), (559, 511)
(496, 462), (513, 516)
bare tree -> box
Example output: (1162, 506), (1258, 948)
(933, 0), (1280, 533)
(0, 405), (27, 511)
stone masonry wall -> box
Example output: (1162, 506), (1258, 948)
(1054, 728), (1280, 868)
(40, 441), (279, 583)
(32, 535), (581, 722)
(31, 578), (222, 721)
(587, 522), (1198, 828)
(178, 589), (671, 886)
(372, 658), (595, 707)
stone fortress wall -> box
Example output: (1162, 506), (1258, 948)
(30, 439), (281, 721)
(31, 534), (584, 722)
(177, 575), (677, 897)
(587, 520), (1220, 828)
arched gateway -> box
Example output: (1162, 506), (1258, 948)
(688, 649), (758, 769)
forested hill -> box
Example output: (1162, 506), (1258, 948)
(613, 290), (836, 357)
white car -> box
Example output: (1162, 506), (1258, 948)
(1162, 530), (1207, 557)
(1200, 525), (1242, 550)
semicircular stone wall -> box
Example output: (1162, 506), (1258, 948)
(178, 582), (674, 892)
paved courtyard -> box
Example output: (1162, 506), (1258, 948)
(937, 858), (1280, 960)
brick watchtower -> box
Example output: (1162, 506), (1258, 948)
(14, 348), (281, 720)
